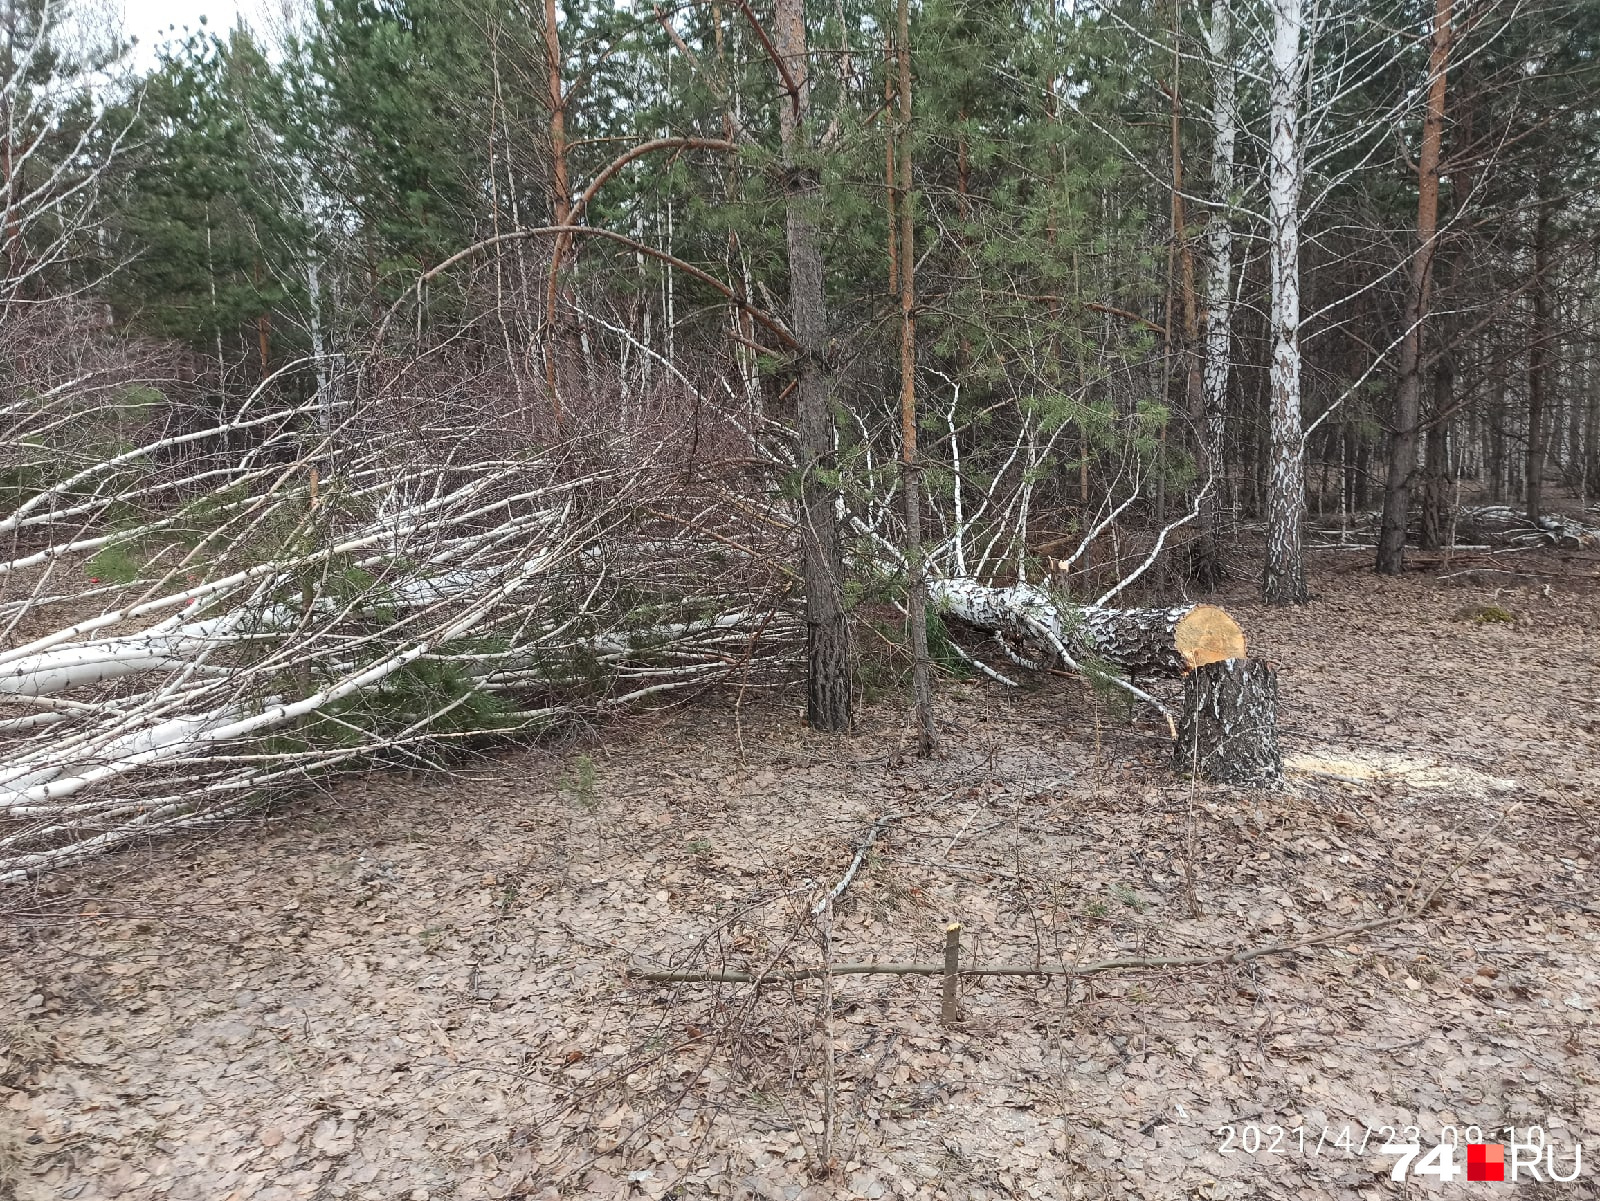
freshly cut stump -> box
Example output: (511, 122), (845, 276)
(1174, 657), (1281, 783)
(1172, 604), (1247, 670)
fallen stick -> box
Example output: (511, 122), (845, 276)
(632, 915), (1416, 984)
(812, 814), (902, 917)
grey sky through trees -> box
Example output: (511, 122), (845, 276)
(120, 0), (254, 65)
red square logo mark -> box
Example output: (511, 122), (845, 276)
(1467, 1143), (1506, 1182)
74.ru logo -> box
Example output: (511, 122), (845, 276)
(1380, 1138), (1583, 1183)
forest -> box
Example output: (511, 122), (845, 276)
(1, 0), (1598, 1195)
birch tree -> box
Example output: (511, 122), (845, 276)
(1261, 0), (1308, 604)
(1194, 0), (1236, 587)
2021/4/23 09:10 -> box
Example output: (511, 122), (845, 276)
(1217, 1122), (1551, 1157)
(1216, 1123), (1584, 1183)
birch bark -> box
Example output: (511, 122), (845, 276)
(1195, 0), (1236, 586)
(1261, 0), (1309, 605)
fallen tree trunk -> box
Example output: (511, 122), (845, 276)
(1452, 505), (1600, 550)
(1312, 505), (1600, 550)
(929, 578), (1245, 678)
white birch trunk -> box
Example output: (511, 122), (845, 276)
(1194, 0), (1237, 584)
(1202, 0), (1236, 500)
(300, 164), (334, 436)
(1262, 0), (1309, 604)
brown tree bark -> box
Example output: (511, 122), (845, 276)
(1487, 341), (1507, 500)
(1376, 0), (1453, 574)
(893, 4), (936, 756)
(775, 0), (852, 731)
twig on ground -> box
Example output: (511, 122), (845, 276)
(943, 805), (981, 859)
(811, 814), (902, 917)
(943, 638), (1018, 686)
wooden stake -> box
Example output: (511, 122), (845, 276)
(941, 922), (961, 1025)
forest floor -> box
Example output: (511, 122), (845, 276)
(2, 545), (1599, 1201)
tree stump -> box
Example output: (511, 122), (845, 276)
(1174, 657), (1281, 783)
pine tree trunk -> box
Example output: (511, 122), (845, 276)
(1377, 0), (1452, 574)
(894, 0), (935, 756)
(776, 0), (852, 731)
(1488, 350), (1507, 502)
(1175, 658), (1282, 784)
(1261, 0), (1308, 605)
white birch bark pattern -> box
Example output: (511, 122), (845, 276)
(1263, 0), (1309, 604)
(1202, 0), (1236, 489)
